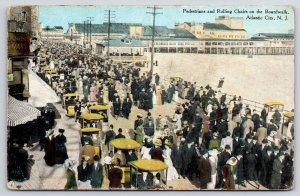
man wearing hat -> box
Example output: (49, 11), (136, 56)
(77, 155), (91, 183)
(115, 128), (125, 139)
(134, 114), (143, 130)
(235, 149), (246, 188)
(144, 112), (155, 137)
(90, 155), (104, 188)
(197, 152), (212, 189)
(270, 152), (285, 189)
(55, 129), (68, 164)
(112, 91), (121, 119)
(260, 146), (273, 188)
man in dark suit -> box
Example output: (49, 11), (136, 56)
(115, 128), (126, 139)
(105, 124), (116, 152)
(90, 155), (103, 188)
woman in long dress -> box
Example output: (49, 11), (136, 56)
(163, 141), (179, 181)
(156, 87), (162, 105)
(89, 84), (97, 102)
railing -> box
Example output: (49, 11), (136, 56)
(110, 55), (148, 62)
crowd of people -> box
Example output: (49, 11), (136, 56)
(22, 39), (294, 190)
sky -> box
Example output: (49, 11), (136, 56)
(39, 5), (294, 37)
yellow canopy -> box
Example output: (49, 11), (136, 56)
(50, 73), (59, 77)
(284, 112), (294, 119)
(89, 105), (109, 111)
(81, 127), (101, 133)
(110, 138), (141, 150)
(265, 101), (284, 107)
(80, 113), (104, 120)
(43, 67), (52, 71)
(63, 93), (80, 97)
(130, 160), (168, 171)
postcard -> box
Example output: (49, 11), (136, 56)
(7, 5), (294, 190)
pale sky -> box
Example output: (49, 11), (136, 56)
(39, 5), (294, 37)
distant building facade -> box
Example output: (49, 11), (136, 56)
(175, 16), (248, 40)
(41, 26), (64, 40)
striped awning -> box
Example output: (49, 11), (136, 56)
(7, 95), (41, 127)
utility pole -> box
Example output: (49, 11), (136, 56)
(147, 6), (162, 77)
(83, 21), (86, 47)
(104, 10), (115, 58)
(86, 17), (94, 51)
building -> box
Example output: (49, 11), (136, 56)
(96, 37), (148, 64)
(175, 16), (248, 40)
(7, 6), (39, 101)
(41, 26), (65, 40)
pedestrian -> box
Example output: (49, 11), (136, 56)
(144, 112), (155, 137)
(44, 130), (57, 166)
(198, 152), (212, 189)
(108, 158), (123, 189)
(115, 128), (126, 139)
(55, 129), (68, 164)
(270, 152), (285, 189)
(64, 159), (78, 190)
(77, 155), (91, 183)
(122, 93), (132, 119)
(90, 155), (104, 188)
(223, 157), (237, 190)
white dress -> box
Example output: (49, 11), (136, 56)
(173, 91), (179, 102)
(141, 146), (151, 160)
(152, 91), (157, 106)
(163, 147), (179, 181)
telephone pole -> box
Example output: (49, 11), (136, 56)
(147, 6), (163, 77)
(86, 17), (94, 51)
(104, 10), (115, 58)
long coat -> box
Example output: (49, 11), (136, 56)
(135, 125), (144, 145)
(55, 134), (68, 164)
(144, 117), (155, 137)
(44, 136), (57, 166)
(108, 167), (123, 188)
(90, 163), (104, 188)
(77, 163), (91, 182)
(122, 97), (132, 118)
(198, 156), (212, 188)
(223, 164), (235, 189)
(270, 158), (283, 189)
(236, 157), (244, 184)
(171, 144), (182, 172)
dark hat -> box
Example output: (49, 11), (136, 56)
(239, 139), (246, 147)
(225, 145), (231, 150)
(58, 129), (65, 133)
(147, 112), (151, 116)
(94, 155), (100, 161)
(118, 128), (122, 133)
(262, 138), (268, 144)
(265, 146), (272, 152)
(273, 146), (280, 151)
(280, 146), (288, 152)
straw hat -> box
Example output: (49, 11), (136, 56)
(154, 139), (162, 146)
(165, 139), (172, 147)
(226, 157), (238, 166)
(82, 155), (90, 161)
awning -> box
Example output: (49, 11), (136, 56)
(28, 69), (60, 107)
(7, 95), (41, 127)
